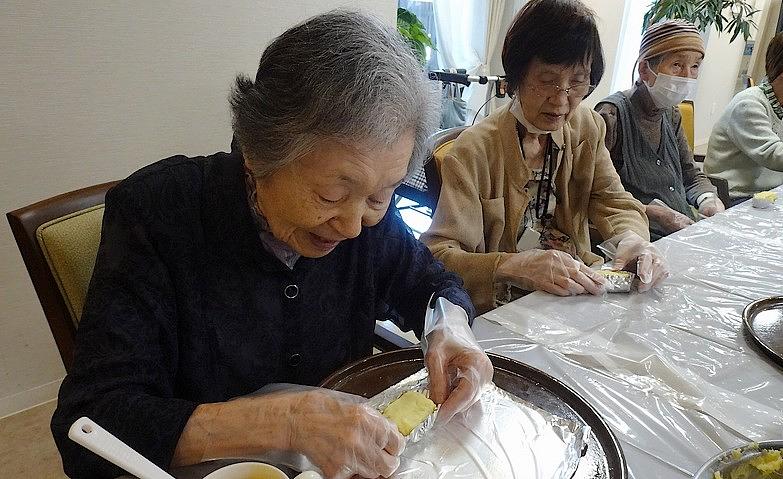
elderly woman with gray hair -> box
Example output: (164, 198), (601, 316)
(422, 0), (668, 314)
(51, 11), (491, 479)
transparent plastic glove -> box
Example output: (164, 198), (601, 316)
(285, 388), (404, 479)
(599, 231), (669, 292)
(421, 297), (494, 425)
(494, 249), (607, 296)
(203, 386), (404, 479)
(646, 201), (694, 233)
(698, 197), (725, 217)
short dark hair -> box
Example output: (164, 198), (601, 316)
(766, 32), (783, 82)
(502, 0), (604, 95)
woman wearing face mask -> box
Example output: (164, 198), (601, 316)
(704, 32), (783, 205)
(421, 0), (668, 314)
(596, 20), (722, 240)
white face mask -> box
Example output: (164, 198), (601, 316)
(510, 97), (552, 134)
(645, 65), (698, 108)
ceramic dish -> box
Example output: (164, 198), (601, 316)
(693, 440), (783, 478)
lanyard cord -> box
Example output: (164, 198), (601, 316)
(535, 137), (555, 220)
(517, 122), (555, 221)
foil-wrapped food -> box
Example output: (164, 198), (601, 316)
(382, 390), (437, 437)
(368, 369), (590, 478)
(367, 371), (439, 443)
(596, 269), (636, 293)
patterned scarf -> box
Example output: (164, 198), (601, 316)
(760, 81), (783, 120)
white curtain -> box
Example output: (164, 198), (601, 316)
(481, 0), (508, 115)
(433, 0), (507, 121)
(432, 0), (486, 74)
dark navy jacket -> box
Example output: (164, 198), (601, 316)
(51, 150), (474, 478)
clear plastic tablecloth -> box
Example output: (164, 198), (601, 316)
(472, 187), (783, 478)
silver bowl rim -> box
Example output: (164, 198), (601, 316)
(693, 440), (783, 478)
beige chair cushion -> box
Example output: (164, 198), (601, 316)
(36, 205), (105, 327)
(679, 100), (695, 153)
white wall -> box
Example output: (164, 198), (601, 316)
(582, 0), (626, 108)
(0, 0), (395, 418)
(693, 28), (747, 151)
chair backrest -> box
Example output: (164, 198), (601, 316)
(706, 175), (730, 209)
(394, 126), (467, 210)
(678, 100), (695, 152)
(7, 181), (118, 371)
(424, 126), (467, 209)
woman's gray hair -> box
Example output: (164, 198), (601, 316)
(231, 10), (441, 179)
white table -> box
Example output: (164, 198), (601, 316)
(473, 187), (783, 478)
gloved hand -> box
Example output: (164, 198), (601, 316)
(177, 387), (403, 479)
(646, 202), (694, 233)
(284, 389), (404, 479)
(421, 297), (493, 425)
(698, 197), (725, 217)
(600, 231), (669, 293)
(494, 249), (607, 296)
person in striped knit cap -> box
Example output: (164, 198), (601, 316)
(596, 20), (722, 240)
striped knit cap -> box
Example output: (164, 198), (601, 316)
(638, 19), (705, 64)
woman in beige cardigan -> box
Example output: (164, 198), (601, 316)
(421, 0), (669, 314)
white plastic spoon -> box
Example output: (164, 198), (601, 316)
(68, 416), (176, 479)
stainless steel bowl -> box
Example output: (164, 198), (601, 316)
(693, 440), (783, 478)
(743, 296), (783, 366)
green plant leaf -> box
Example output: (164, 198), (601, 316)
(644, 0), (756, 43)
(397, 7), (435, 64)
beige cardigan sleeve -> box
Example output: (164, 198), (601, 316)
(585, 110), (650, 242)
(420, 151), (511, 314)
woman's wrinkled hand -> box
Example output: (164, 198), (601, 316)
(646, 203), (694, 233)
(424, 328), (493, 424)
(421, 298), (493, 426)
(284, 389), (404, 479)
(609, 231), (669, 292)
(698, 197), (725, 217)
(495, 249), (606, 296)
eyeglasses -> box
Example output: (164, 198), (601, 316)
(526, 83), (596, 99)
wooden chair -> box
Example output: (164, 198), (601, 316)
(420, 126), (465, 209)
(707, 175), (731, 209)
(395, 125), (467, 211)
(7, 181), (119, 372)
(395, 126), (467, 212)
(7, 181), (410, 372)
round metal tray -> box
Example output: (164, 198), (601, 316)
(744, 296), (783, 367)
(320, 348), (627, 479)
(693, 440), (783, 478)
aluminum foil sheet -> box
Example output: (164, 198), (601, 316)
(369, 369), (590, 479)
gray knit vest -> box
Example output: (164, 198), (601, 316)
(602, 92), (695, 239)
